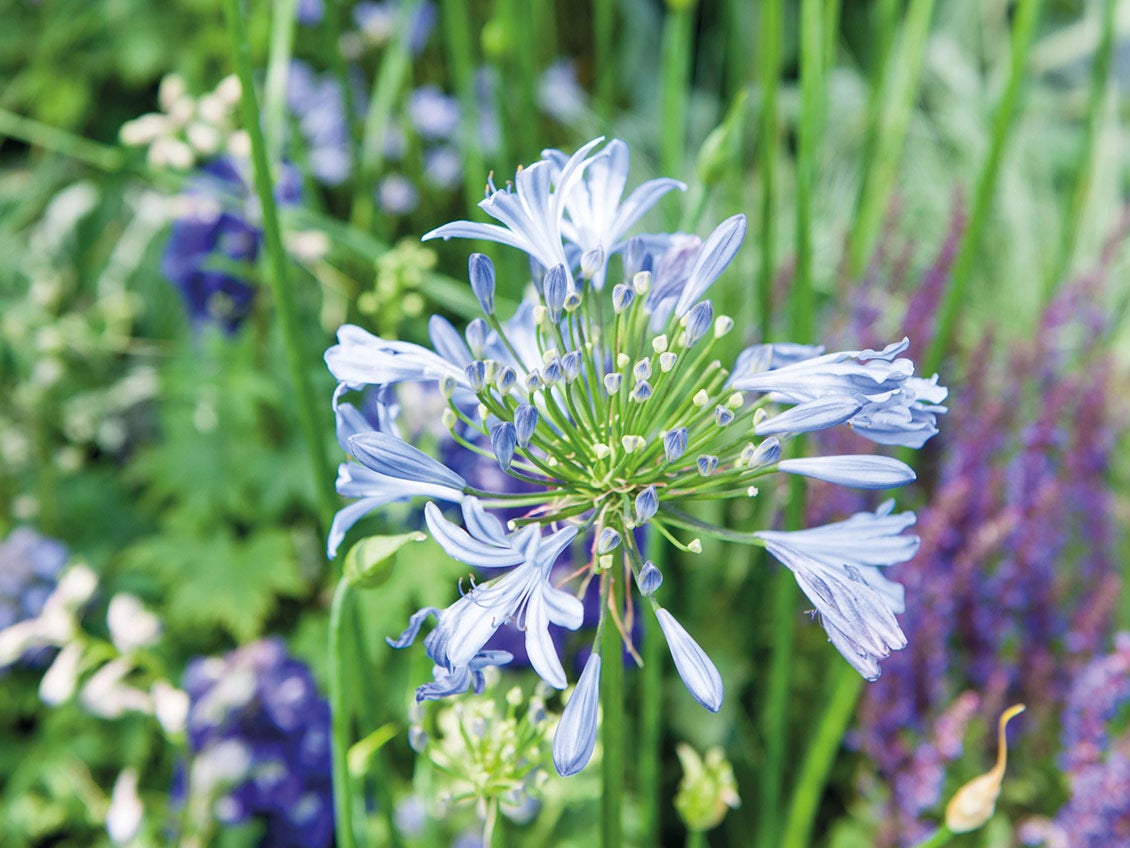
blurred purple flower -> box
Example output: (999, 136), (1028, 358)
(162, 157), (301, 332)
(179, 638), (333, 848)
(0, 528), (67, 668)
(376, 174), (419, 215)
(408, 86), (460, 141)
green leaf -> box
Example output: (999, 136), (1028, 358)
(343, 531), (426, 589)
(122, 525), (305, 642)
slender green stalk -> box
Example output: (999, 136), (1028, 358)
(849, 0), (935, 277)
(222, 0), (337, 531)
(910, 827), (955, 848)
(844, 0), (904, 278)
(0, 107), (126, 171)
(329, 579), (358, 848)
(594, 0), (616, 129)
(659, 1), (696, 226)
(639, 530), (666, 846)
(263, 0), (298, 160)
(823, 0), (840, 79)
(354, 0), (419, 232)
(781, 664), (864, 848)
(757, 7), (823, 844)
(756, 0), (782, 341)
(922, 0), (1043, 375)
(503, 0), (538, 160)
(441, 0), (488, 211)
(322, 0), (365, 218)
(600, 579), (625, 848)
(686, 828), (707, 848)
(791, 0), (823, 343)
(1048, 0), (1116, 294)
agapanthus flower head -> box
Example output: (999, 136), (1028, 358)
(179, 638), (333, 848)
(327, 138), (941, 775)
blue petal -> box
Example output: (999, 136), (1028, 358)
(349, 432), (467, 490)
(490, 421), (517, 471)
(387, 607), (439, 649)
(777, 455), (916, 489)
(635, 486), (659, 524)
(682, 300), (714, 346)
(673, 214), (747, 317)
(636, 561), (663, 596)
(655, 608), (723, 712)
(664, 427), (689, 462)
(553, 653), (601, 776)
(515, 404), (539, 448)
(468, 253), (496, 315)
(424, 502), (524, 567)
(428, 314), (471, 366)
(754, 396), (863, 436)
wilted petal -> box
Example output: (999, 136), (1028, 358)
(655, 608), (723, 712)
(553, 653), (601, 776)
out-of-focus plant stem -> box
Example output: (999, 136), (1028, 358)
(923, 0), (1043, 376)
(910, 826), (955, 848)
(756, 0), (782, 341)
(639, 529), (665, 846)
(355, 0), (419, 234)
(223, 0), (336, 532)
(846, 0), (935, 279)
(600, 580), (625, 848)
(321, 0), (365, 223)
(264, 0), (298, 161)
(1048, 0), (1116, 295)
(595, 0), (616, 129)
(329, 578), (359, 848)
(0, 108), (126, 172)
(757, 4), (823, 847)
(503, 0), (538, 160)
(441, 0), (488, 213)
(781, 664), (864, 848)
(660, 1), (696, 227)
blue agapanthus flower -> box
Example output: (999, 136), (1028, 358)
(162, 157), (301, 331)
(0, 528), (67, 670)
(325, 137), (945, 776)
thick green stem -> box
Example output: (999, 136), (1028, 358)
(600, 577), (625, 848)
(639, 528), (666, 846)
(1047, 0), (1116, 295)
(660, 2), (695, 226)
(686, 828), (707, 848)
(922, 0), (1043, 375)
(222, 0), (336, 531)
(329, 579), (358, 848)
(781, 664), (864, 848)
(502, 0), (538, 160)
(756, 0), (782, 341)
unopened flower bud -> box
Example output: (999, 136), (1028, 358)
(469, 253), (495, 315)
(581, 246), (604, 280)
(612, 284), (636, 314)
(632, 271), (652, 295)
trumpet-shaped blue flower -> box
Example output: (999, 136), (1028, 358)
(418, 501), (584, 689)
(326, 137), (943, 774)
(756, 502), (919, 680)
